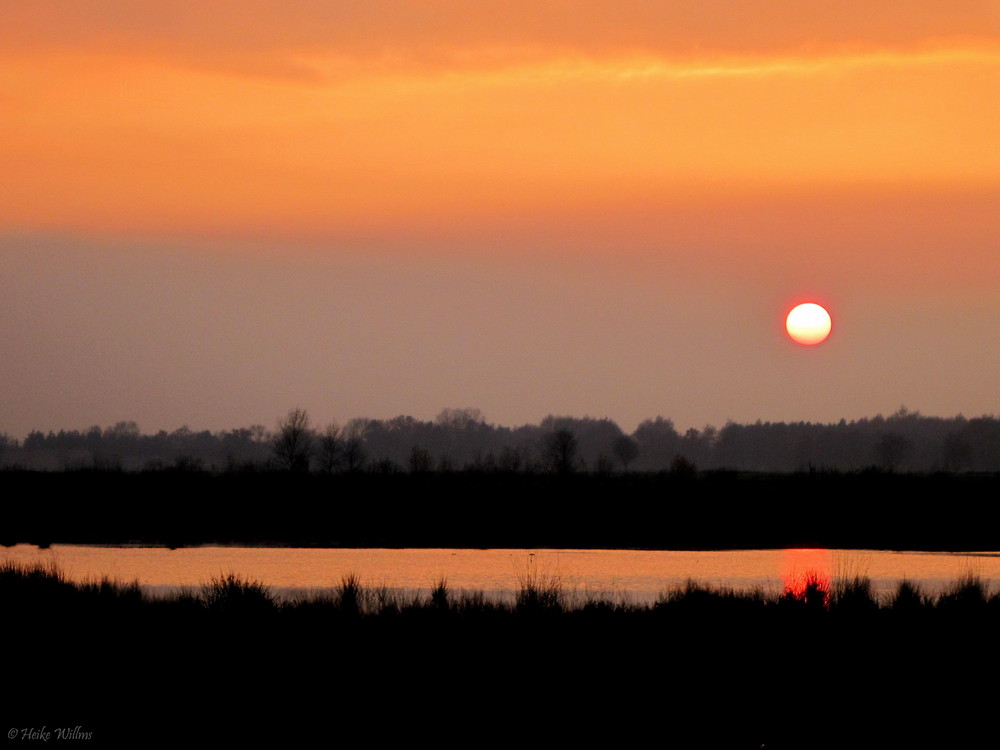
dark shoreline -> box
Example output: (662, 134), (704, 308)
(5, 560), (999, 748)
(5, 468), (1000, 551)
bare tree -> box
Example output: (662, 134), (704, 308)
(593, 454), (616, 475)
(248, 424), (269, 445)
(317, 422), (342, 473)
(435, 408), (486, 430)
(498, 445), (524, 473)
(408, 446), (433, 474)
(273, 408), (313, 472)
(342, 419), (368, 473)
(544, 429), (578, 475)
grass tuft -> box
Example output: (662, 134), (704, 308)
(201, 573), (275, 614)
(514, 562), (563, 614)
(831, 575), (878, 612)
(781, 572), (829, 610)
(891, 578), (928, 611)
(336, 572), (364, 615)
(429, 577), (450, 610)
(938, 573), (989, 611)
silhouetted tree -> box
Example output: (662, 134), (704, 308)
(633, 417), (680, 470)
(612, 436), (640, 470)
(273, 408), (313, 472)
(435, 407), (486, 430)
(0, 432), (12, 465)
(670, 454), (697, 478)
(679, 427), (715, 468)
(342, 420), (368, 473)
(498, 445), (524, 473)
(172, 455), (204, 472)
(942, 432), (972, 473)
(372, 457), (401, 474)
(11, 410), (1000, 473)
(593, 454), (615, 475)
(538, 415), (624, 468)
(544, 429), (578, 474)
(317, 422), (342, 473)
(107, 421), (140, 441)
(23, 430), (46, 450)
(408, 446), (433, 473)
(876, 432), (911, 472)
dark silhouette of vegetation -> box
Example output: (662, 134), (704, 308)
(543, 427), (578, 474)
(943, 431), (973, 472)
(273, 407), (313, 472)
(511, 555), (564, 613)
(5, 560), (997, 747)
(335, 572), (364, 616)
(612, 435), (639, 469)
(202, 573), (276, 615)
(4, 469), (1000, 550)
(876, 431), (912, 472)
(408, 445), (433, 473)
(0, 431), (12, 465)
(341, 420), (368, 473)
(8, 558), (998, 625)
(316, 422), (342, 473)
(7, 406), (1000, 474)
(670, 454), (698, 477)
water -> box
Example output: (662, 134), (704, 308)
(6, 544), (998, 603)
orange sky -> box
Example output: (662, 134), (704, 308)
(4, 1), (1000, 241)
(2, 2), (999, 436)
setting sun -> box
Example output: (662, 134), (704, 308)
(786, 302), (832, 346)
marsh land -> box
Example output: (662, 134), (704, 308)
(5, 469), (999, 747)
(4, 469), (999, 550)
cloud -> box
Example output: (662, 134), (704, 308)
(4, 0), (999, 78)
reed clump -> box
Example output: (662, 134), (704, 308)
(1, 559), (147, 615)
(201, 573), (276, 614)
(335, 572), (365, 615)
(429, 577), (450, 611)
(1, 560), (998, 628)
(831, 575), (879, 613)
(780, 572), (830, 610)
(1, 558), (70, 593)
(512, 556), (564, 614)
(937, 573), (992, 611)
(891, 578), (930, 611)
(656, 579), (768, 617)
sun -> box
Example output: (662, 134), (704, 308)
(786, 303), (832, 346)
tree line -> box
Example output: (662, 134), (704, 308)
(3, 406), (1000, 473)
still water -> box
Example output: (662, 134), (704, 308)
(6, 545), (999, 603)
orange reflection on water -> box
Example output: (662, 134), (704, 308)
(781, 548), (833, 600)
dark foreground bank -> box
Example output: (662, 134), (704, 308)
(3, 468), (1000, 550)
(4, 561), (999, 748)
